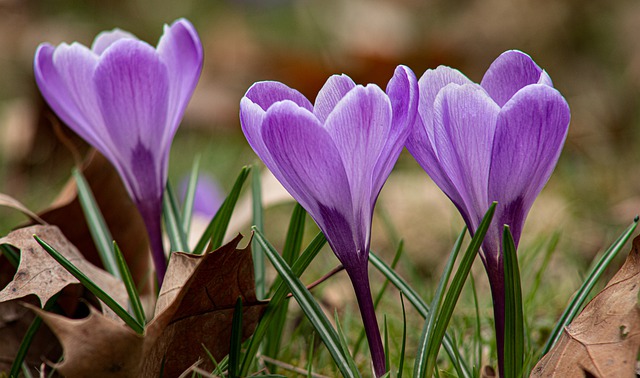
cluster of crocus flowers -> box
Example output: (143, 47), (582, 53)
(240, 66), (419, 377)
(406, 50), (570, 375)
(33, 18), (204, 286)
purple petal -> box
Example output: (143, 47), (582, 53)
(324, 84), (391, 241)
(245, 81), (313, 112)
(406, 66), (472, 213)
(91, 29), (137, 55)
(313, 74), (356, 124)
(481, 50), (549, 107)
(93, 40), (169, 199)
(261, 101), (361, 262)
(488, 84), (570, 250)
(156, 18), (203, 148)
(34, 43), (118, 157)
(371, 65), (418, 198)
(433, 83), (500, 230)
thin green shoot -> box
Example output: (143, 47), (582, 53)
(113, 241), (146, 325)
(251, 166), (265, 300)
(182, 156), (201, 236)
(503, 226), (524, 378)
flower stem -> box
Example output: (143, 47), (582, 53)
(485, 258), (505, 378)
(138, 200), (167, 287)
(347, 263), (386, 377)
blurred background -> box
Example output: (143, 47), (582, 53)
(0, 0), (639, 371)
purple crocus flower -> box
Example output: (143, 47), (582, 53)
(240, 66), (418, 377)
(34, 19), (203, 285)
(406, 50), (570, 375)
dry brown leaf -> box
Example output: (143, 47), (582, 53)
(35, 234), (267, 377)
(0, 225), (128, 314)
(37, 151), (152, 295)
(531, 235), (640, 378)
(0, 193), (46, 225)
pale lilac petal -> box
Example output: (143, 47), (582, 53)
(406, 66), (472, 213)
(488, 84), (570, 249)
(245, 81), (313, 112)
(94, 40), (169, 152)
(93, 40), (169, 200)
(313, 74), (356, 124)
(156, 18), (203, 148)
(91, 29), (137, 55)
(433, 83), (500, 230)
(480, 50), (547, 107)
(324, 84), (391, 240)
(371, 65), (418, 198)
(261, 101), (361, 261)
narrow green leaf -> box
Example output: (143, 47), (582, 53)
(265, 204), (307, 364)
(253, 227), (359, 378)
(72, 169), (119, 279)
(239, 232), (327, 376)
(113, 241), (146, 325)
(397, 292), (407, 378)
(163, 181), (189, 253)
(306, 332), (316, 378)
(383, 315), (389, 373)
(525, 231), (560, 306)
(503, 226), (524, 378)
(251, 167), (266, 300)
(422, 202), (496, 378)
(228, 297), (243, 378)
(182, 156), (201, 236)
(0, 244), (19, 268)
(470, 273), (482, 377)
(369, 252), (471, 378)
(415, 227), (466, 378)
(353, 239), (404, 356)
(34, 235), (144, 334)
(194, 166), (251, 255)
(542, 217), (638, 355)
(10, 294), (59, 378)
(335, 310), (361, 375)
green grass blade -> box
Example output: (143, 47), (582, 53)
(335, 310), (361, 375)
(163, 181), (189, 253)
(181, 156), (201, 236)
(10, 294), (59, 378)
(34, 235), (144, 334)
(239, 232), (327, 376)
(306, 332), (316, 378)
(503, 226), (524, 378)
(383, 315), (389, 373)
(193, 166), (251, 255)
(228, 297), (243, 378)
(353, 239), (404, 356)
(541, 217), (638, 355)
(113, 241), (146, 325)
(414, 227), (466, 378)
(397, 292), (407, 378)
(470, 273), (482, 376)
(422, 202), (496, 378)
(1, 244), (19, 268)
(72, 169), (119, 278)
(251, 167), (266, 300)
(368, 252), (471, 378)
(265, 204), (307, 364)
(525, 232), (560, 309)
(253, 227), (359, 378)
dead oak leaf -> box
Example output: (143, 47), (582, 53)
(35, 234), (267, 377)
(531, 235), (640, 378)
(0, 225), (128, 315)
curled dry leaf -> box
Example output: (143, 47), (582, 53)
(0, 225), (128, 315)
(0, 193), (46, 225)
(36, 151), (152, 296)
(34, 234), (267, 377)
(531, 235), (640, 378)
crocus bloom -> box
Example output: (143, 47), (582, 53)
(34, 19), (203, 285)
(406, 50), (570, 375)
(240, 66), (418, 377)
(180, 174), (224, 220)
